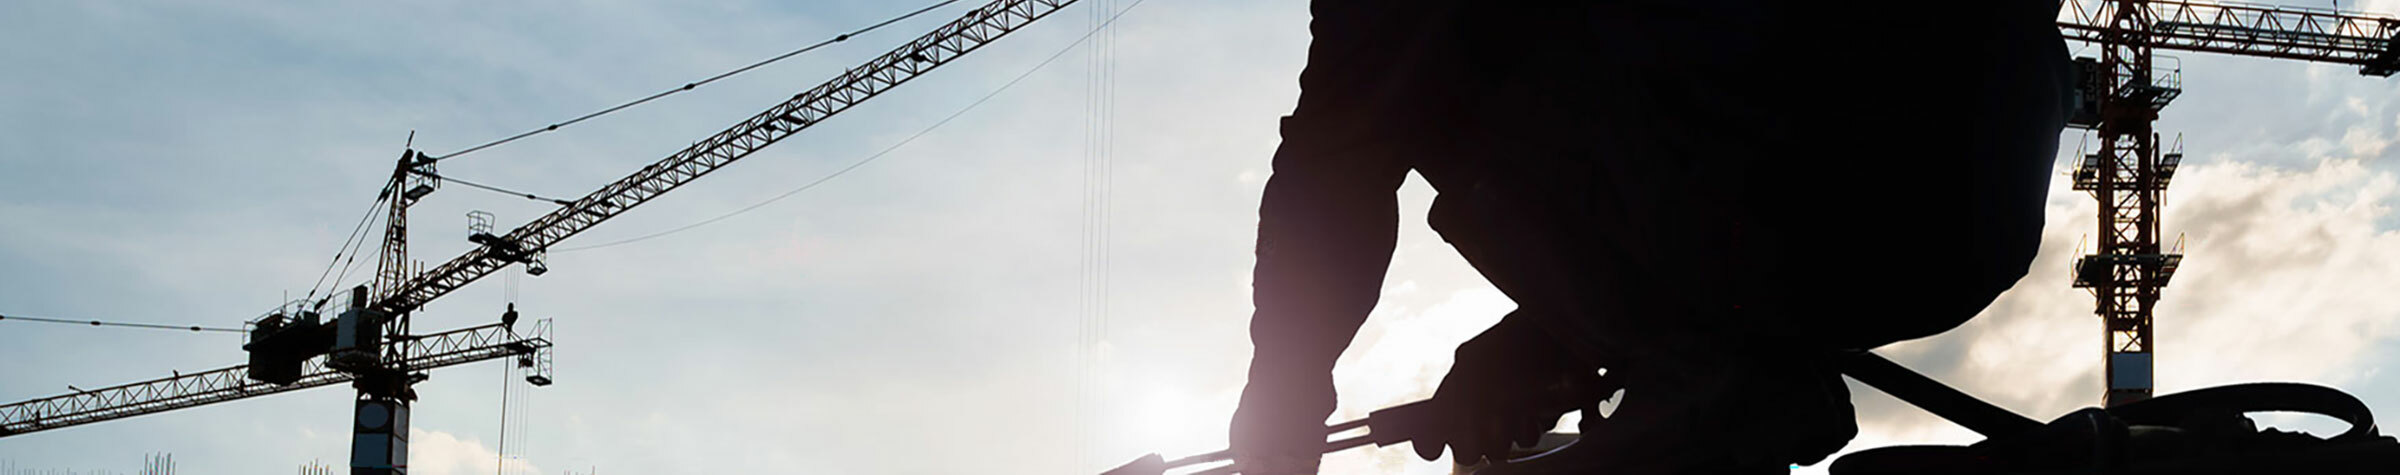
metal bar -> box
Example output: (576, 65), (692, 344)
(375, 0), (1080, 315)
(0, 322), (550, 438)
(1177, 435), (1375, 475)
(1839, 352), (2043, 438)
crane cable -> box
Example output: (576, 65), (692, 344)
(428, 0), (963, 163)
(302, 191), (392, 305)
(324, 205), (391, 304)
(1074, 0), (1120, 470)
(495, 349), (517, 475)
(289, 0), (969, 313)
(414, 171), (577, 206)
(389, 0), (967, 250)
(553, 0), (1155, 253)
(494, 266), (529, 475)
(0, 313), (245, 333)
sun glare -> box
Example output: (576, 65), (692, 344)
(1128, 389), (1194, 443)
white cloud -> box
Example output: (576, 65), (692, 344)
(408, 428), (543, 475)
(2155, 159), (2400, 387)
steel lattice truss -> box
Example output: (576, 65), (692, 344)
(378, 0), (1080, 315)
(0, 321), (551, 438)
(2059, 0), (2400, 76)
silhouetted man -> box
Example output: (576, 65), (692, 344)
(1231, 2), (2072, 474)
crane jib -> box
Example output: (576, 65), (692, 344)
(0, 321), (551, 438)
(376, 0), (1080, 315)
(2056, 0), (2400, 77)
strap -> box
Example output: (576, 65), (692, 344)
(1839, 351), (2045, 438)
(2107, 382), (2381, 443)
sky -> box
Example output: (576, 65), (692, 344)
(1, 1), (2398, 474)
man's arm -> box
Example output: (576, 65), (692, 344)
(1231, 116), (1411, 463)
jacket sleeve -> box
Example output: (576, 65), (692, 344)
(1232, 115), (1412, 450)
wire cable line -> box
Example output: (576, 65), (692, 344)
(302, 192), (391, 305)
(554, 0), (1153, 252)
(0, 313), (245, 333)
(324, 212), (388, 305)
(416, 172), (576, 205)
(430, 0), (963, 163)
(1073, 1), (1121, 469)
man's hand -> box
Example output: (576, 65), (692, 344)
(1230, 372), (1336, 475)
(1228, 407), (1324, 475)
(1419, 363), (1608, 464)
(1416, 315), (1612, 464)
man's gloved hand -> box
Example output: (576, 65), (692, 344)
(1416, 315), (1612, 465)
(1229, 411), (1323, 475)
(1230, 374), (1335, 475)
(1567, 346), (1856, 471)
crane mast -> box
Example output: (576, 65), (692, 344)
(2055, 0), (2399, 406)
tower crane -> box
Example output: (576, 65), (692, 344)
(0, 0), (1082, 473)
(2055, 0), (2400, 407)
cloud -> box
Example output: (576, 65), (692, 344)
(2156, 159), (2400, 386)
(408, 428), (543, 475)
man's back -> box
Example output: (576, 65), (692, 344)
(1234, 3), (2073, 473)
